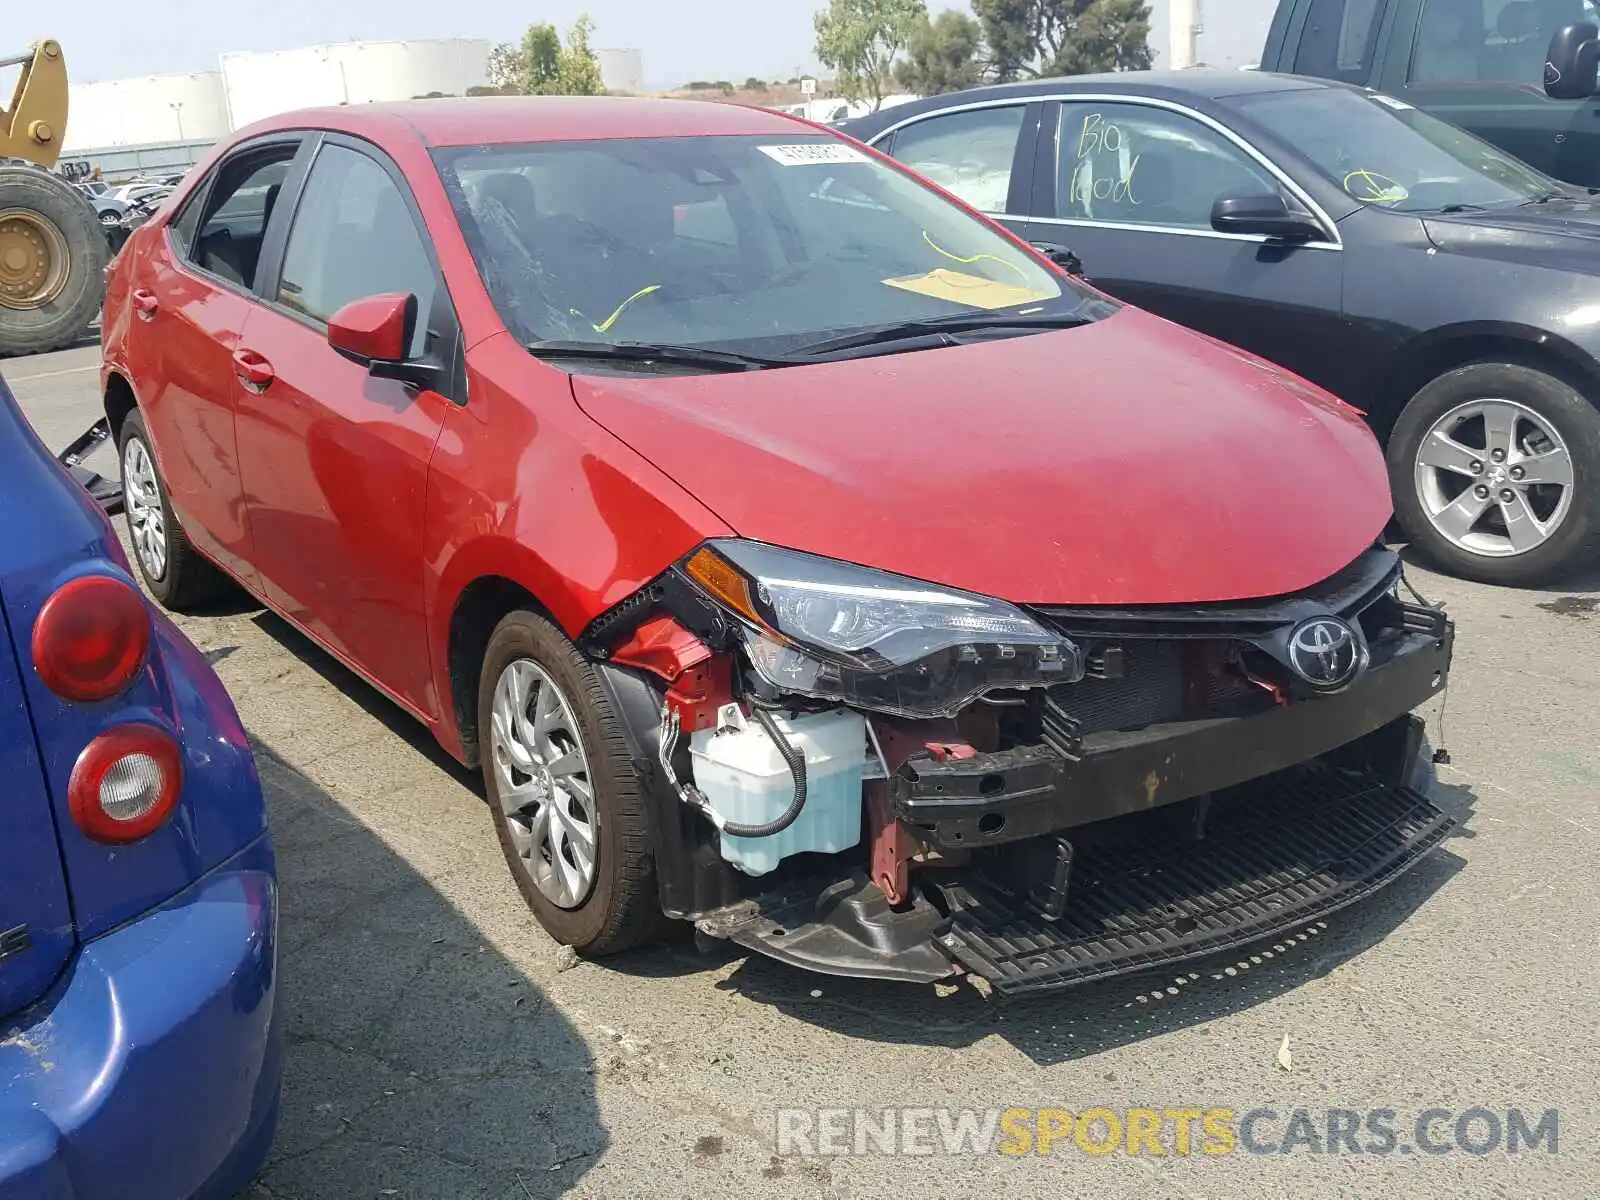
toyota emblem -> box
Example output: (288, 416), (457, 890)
(1286, 616), (1367, 691)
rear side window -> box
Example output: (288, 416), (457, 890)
(884, 105), (1028, 214)
(276, 143), (438, 359)
(186, 149), (296, 289)
(1295, 0), (1389, 82)
(169, 191), (205, 259)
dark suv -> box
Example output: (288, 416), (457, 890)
(1265, 0), (1600, 185)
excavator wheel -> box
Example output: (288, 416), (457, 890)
(0, 165), (107, 356)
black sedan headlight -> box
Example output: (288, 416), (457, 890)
(680, 540), (1083, 719)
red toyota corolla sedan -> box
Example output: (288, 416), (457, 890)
(101, 97), (1458, 995)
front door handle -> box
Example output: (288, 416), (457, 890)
(1030, 241), (1085, 276)
(232, 348), (275, 391)
(132, 288), (158, 319)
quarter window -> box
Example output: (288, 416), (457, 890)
(276, 144), (438, 358)
(885, 106), (1027, 213)
(1053, 103), (1282, 231)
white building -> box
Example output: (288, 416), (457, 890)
(1147, 0), (1279, 70)
(220, 39), (491, 129)
(596, 48), (645, 95)
(63, 71), (230, 151)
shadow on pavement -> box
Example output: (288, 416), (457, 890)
(699, 782), (1478, 1068)
(247, 741), (603, 1200)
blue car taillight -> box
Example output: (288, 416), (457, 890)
(32, 573), (151, 702)
(68, 722), (184, 844)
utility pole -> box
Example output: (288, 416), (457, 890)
(1170, 0), (1201, 70)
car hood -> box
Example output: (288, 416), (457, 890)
(1423, 199), (1600, 268)
(571, 307), (1390, 605)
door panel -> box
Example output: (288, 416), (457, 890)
(1013, 99), (1352, 396)
(124, 147), (299, 583)
(232, 140), (453, 716)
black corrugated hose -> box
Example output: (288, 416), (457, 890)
(718, 705), (810, 839)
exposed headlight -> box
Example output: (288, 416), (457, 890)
(679, 540), (1083, 718)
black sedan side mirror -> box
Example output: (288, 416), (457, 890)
(1545, 23), (1600, 100)
(1211, 194), (1323, 242)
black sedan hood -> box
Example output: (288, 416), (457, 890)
(1423, 199), (1600, 270)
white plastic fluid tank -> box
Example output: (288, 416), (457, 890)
(689, 706), (866, 877)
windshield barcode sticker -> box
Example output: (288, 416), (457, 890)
(759, 143), (870, 166)
(1370, 93), (1414, 110)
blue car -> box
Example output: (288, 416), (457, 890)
(0, 376), (280, 1198)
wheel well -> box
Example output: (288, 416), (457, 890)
(447, 576), (554, 769)
(104, 371), (137, 442)
(1371, 333), (1600, 444)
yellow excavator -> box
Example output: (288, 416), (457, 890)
(0, 40), (106, 356)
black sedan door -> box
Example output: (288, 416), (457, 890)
(1003, 97), (1355, 398)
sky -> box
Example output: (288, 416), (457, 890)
(39, 0), (1277, 89)
(43, 0), (969, 89)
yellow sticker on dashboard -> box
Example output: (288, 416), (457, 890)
(880, 268), (1058, 310)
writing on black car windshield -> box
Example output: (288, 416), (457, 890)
(436, 134), (1090, 358)
(1236, 87), (1560, 213)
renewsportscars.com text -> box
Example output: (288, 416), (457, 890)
(774, 1106), (1560, 1158)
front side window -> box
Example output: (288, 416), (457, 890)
(1411, 0), (1600, 85)
(436, 133), (1092, 356)
(187, 150), (295, 288)
(277, 144), (438, 358)
(1237, 85), (1557, 211)
(1054, 103), (1282, 230)
(886, 106), (1027, 214)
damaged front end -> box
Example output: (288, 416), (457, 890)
(582, 540), (1455, 997)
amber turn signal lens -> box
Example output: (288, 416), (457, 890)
(684, 546), (761, 625)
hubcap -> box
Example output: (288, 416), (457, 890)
(0, 209), (69, 309)
(490, 660), (598, 910)
(122, 438), (168, 581)
(1413, 398), (1575, 558)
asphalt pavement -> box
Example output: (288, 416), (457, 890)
(8, 343), (1599, 1199)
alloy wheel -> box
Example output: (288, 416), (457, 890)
(490, 659), (598, 910)
(122, 437), (168, 581)
(1413, 398), (1575, 558)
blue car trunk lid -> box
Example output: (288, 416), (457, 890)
(0, 588), (75, 1020)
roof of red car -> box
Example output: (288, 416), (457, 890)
(245, 96), (812, 148)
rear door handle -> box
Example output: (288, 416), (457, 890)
(232, 348), (275, 391)
(132, 288), (158, 319)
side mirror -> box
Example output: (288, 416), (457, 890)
(327, 292), (444, 389)
(1029, 240), (1085, 276)
(1545, 23), (1600, 100)
(1211, 194), (1323, 242)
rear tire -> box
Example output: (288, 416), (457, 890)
(1387, 362), (1600, 586)
(0, 167), (108, 356)
(477, 610), (664, 956)
(117, 410), (231, 610)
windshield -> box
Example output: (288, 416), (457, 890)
(433, 134), (1099, 357)
(1234, 87), (1559, 213)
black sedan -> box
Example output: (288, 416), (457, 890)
(841, 70), (1600, 586)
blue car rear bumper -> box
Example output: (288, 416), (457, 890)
(0, 835), (281, 1200)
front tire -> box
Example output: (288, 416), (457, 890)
(478, 610), (663, 956)
(1388, 362), (1600, 586)
(117, 410), (231, 610)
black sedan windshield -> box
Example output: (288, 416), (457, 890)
(1235, 87), (1559, 213)
(434, 134), (1098, 355)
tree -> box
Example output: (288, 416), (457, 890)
(972, 0), (1151, 80)
(814, 0), (928, 111)
(895, 10), (984, 95)
(557, 15), (605, 96)
(518, 23), (563, 94)
(487, 42), (522, 90)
